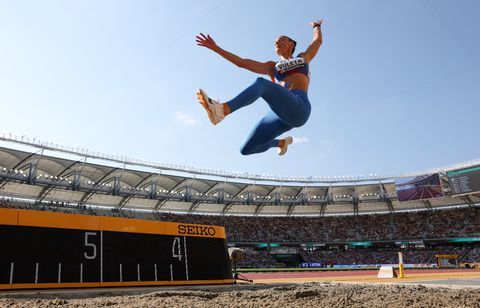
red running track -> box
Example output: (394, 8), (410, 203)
(243, 269), (480, 279)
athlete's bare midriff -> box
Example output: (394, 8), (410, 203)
(278, 73), (309, 92)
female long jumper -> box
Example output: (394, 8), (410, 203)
(196, 20), (322, 156)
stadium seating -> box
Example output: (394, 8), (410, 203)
(2, 197), (479, 267)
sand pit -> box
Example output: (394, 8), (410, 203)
(1, 282), (480, 307)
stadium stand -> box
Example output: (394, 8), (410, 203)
(2, 197), (479, 268)
(1, 140), (480, 269)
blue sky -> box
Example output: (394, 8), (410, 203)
(0, 0), (479, 178)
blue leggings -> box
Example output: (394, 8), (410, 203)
(226, 77), (311, 155)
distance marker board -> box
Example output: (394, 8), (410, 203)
(0, 208), (233, 289)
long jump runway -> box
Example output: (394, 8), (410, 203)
(242, 269), (480, 287)
(1, 269), (479, 298)
(2, 269), (480, 295)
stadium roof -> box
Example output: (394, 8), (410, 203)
(1, 133), (479, 216)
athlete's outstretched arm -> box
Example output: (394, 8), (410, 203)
(196, 33), (275, 77)
(300, 20), (323, 63)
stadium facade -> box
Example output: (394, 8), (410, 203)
(1, 133), (479, 217)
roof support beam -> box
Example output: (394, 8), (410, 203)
(460, 195), (476, 208)
(221, 183), (251, 213)
(9, 150), (40, 173)
(79, 167), (120, 206)
(319, 203), (327, 217)
(37, 160), (82, 202)
(0, 150), (43, 190)
(422, 200), (433, 210)
(117, 173), (158, 209)
(380, 183), (394, 214)
(254, 202), (265, 216)
(353, 200), (359, 216)
(287, 204), (296, 216)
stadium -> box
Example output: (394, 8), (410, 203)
(1, 133), (480, 307)
(2, 0), (480, 305)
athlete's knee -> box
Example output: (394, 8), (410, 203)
(240, 146), (253, 156)
(240, 144), (255, 156)
(254, 77), (268, 85)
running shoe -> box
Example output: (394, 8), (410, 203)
(278, 136), (293, 156)
(196, 89), (225, 125)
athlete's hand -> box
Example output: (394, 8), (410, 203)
(309, 20), (323, 28)
(196, 33), (219, 51)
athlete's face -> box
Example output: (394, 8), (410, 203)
(275, 36), (294, 57)
(275, 36), (291, 54)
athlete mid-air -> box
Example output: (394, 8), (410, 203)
(196, 20), (322, 156)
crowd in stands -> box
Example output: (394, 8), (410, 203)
(2, 197), (480, 267)
(154, 208), (480, 243)
(0, 197), (96, 215)
(235, 246), (480, 268)
(235, 248), (285, 268)
(301, 246), (480, 265)
(3, 198), (479, 243)
(2, 197), (479, 243)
